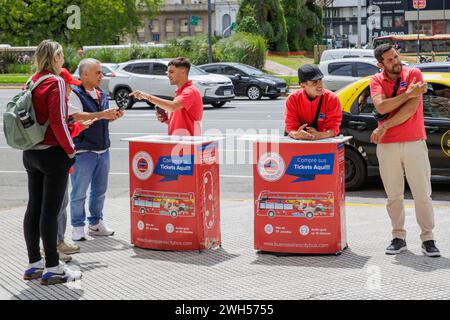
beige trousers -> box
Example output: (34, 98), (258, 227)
(376, 140), (435, 242)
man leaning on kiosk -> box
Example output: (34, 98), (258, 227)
(285, 64), (342, 140)
(369, 43), (440, 257)
(131, 57), (203, 136)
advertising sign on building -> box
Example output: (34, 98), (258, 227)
(369, 0), (408, 38)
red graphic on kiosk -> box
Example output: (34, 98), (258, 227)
(256, 191), (334, 219)
(132, 189), (195, 218)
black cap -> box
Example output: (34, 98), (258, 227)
(298, 64), (323, 83)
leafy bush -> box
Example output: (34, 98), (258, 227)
(7, 63), (33, 74)
(216, 32), (267, 69)
(22, 33), (267, 74)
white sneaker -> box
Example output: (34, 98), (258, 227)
(88, 220), (115, 237)
(72, 227), (87, 241)
(41, 262), (82, 286)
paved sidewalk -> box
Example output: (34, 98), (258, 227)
(264, 60), (298, 76)
(1, 197), (450, 300)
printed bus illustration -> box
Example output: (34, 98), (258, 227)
(202, 171), (215, 230)
(132, 189), (195, 218)
(256, 191), (334, 219)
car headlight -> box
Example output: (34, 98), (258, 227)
(197, 81), (216, 87)
(259, 79), (277, 85)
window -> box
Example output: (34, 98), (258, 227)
(383, 16), (392, 28)
(180, 18), (188, 33)
(137, 27), (145, 43)
(166, 19), (174, 33)
(351, 87), (374, 115)
(150, 63), (167, 76)
(129, 63), (150, 75)
(203, 66), (220, 73)
(101, 66), (110, 76)
(194, 18), (203, 32)
(420, 67), (450, 73)
(152, 34), (160, 42)
(151, 20), (160, 33)
(223, 66), (240, 75)
(423, 84), (450, 119)
(356, 63), (379, 77)
(123, 65), (134, 72)
(328, 62), (353, 77)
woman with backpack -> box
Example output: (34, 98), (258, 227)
(22, 40), (82, 285)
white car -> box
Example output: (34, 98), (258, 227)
(108, 59), (235, 109)
(320, 48), (375, 63)
(319, 58), (380, 92)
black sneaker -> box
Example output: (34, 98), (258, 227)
(422, 240), (441, 258)
(385, 238), (407, 255)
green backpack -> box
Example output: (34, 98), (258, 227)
(3, 74), (55, 150)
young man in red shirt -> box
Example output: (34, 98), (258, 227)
(131, 57), (203, 136)
(370, 43), (440, 257)
(285, 64), (342, 140)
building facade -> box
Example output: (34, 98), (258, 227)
(135, 0), (238, 44)
(324, 0), (450, 48)
(323, 0), (368, 48)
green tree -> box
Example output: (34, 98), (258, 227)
(282, 0), (324, 52)
(237, 0), (289, 53)
(0, 0), (162, 46)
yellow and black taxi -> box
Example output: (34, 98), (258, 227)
(338, 73), (450, 190)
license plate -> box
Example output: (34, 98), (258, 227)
(280, 88), (286, 93)
(224, 90), (232, 95)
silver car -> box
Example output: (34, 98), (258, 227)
(319, 58), (380, 92)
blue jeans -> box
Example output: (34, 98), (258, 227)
(70, 150), (110, 227)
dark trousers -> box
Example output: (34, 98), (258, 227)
(23, 147), (74, 268)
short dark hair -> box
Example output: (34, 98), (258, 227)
(168, 57), (191, 72)
(374, 43), (394, 63)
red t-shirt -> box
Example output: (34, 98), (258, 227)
(285, 88), (342, 135)
(168, 81), (203, 136)
(370, 67), (426, 144)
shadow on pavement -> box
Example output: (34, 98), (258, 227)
(251, 247), (371, 269)
(130, 246), (240, 267)
(347, 176), (450, 202)
(72, 236), (133, 255)
(7, 281), (84, 300)
(393, 251), (450, 272)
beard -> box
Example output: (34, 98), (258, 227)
(389, 63), (402, 75)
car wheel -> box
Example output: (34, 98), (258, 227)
(269, 95), (280, 100)
(114, 88), (134, 110)
(211, 101), (226, 108)
(247, 85), (262, 100)
(345, 147), (367, 191)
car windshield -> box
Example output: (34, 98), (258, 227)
(106, 64), (119, 70)
(236, 64), (264, 76)
(189, 65), (207, 76)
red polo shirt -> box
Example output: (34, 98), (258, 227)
(168, 80), (203, 136)
(285, 88), (342, 135)
(370, 67), (426, 144)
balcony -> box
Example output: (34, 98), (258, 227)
(160, 3), (211, 12)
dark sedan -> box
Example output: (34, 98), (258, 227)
(198, 63), (288, 100)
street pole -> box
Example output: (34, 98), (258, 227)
(331, 1), (334, 48)
(417, 6), (420, 60)
(207, 0), (213, 63)
(357, 0), (362, 48)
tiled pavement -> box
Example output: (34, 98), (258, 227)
(1, 197), (450, 300)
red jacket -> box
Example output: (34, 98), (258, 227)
(285, 88), (342, 136)
(31, 71), (75, 155)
